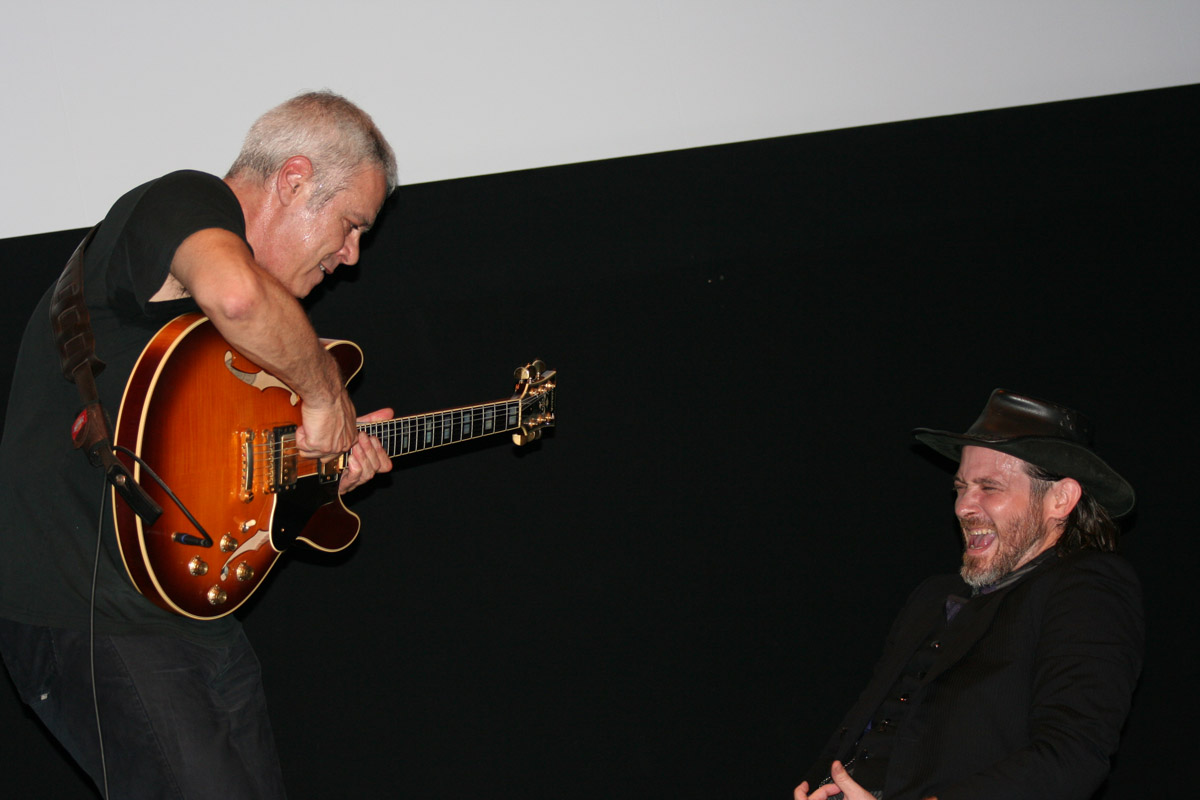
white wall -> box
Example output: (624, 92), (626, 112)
(2, 0), (1197, 239)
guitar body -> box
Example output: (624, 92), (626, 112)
(111, 312), (555, 619)
(112, 313), (364, 620)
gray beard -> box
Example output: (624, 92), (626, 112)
(960, 505), (1049, 589)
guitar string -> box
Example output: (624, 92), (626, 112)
(243, 423), (513, 458)
(235, 392), (549, 477)
(240, 402), (525, 459)
(240, 418), (520, 479)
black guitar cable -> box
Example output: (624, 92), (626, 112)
(89, 477), (111, 800)
(88, 443), (218, 800)
(112, 445), (213, 548)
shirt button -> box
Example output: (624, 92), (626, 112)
(899, 693), (910, 703)
(930, 640), (942, 649)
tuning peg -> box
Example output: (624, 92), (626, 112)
(514, 360), (546, 381)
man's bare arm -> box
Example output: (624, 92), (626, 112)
(167, 227), (355, 459)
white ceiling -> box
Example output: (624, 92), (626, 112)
(2, 0), (1197, 239)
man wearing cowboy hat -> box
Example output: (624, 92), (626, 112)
(795, 389), (1144, 800)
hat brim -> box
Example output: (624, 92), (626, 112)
(913, 429), (1135, 518)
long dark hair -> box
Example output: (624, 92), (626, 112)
(1025, 464), (1120, 553)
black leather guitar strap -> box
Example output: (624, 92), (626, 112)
(49, 226), (162, 524)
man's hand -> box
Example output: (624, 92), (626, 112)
(338, 407), (394, 494)
(794, 761), (874, 800)
(294, 390), (358, 460)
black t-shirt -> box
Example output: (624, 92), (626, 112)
(0, 170), (247, 644)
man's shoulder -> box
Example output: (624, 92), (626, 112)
(109, 169), (221, 204)
(135, 170), (232, 205)
(1002, 549), (1143, 628)
(152, 169), (226, 188)
(98, 170), (235, 234)
(1036, 549), (1140, 589)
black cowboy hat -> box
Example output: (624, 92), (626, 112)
(912, 389), (1135, 518)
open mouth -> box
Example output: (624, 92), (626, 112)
(964, 530), (997, 553)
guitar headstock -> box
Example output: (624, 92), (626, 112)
(513, 360), (556, 445)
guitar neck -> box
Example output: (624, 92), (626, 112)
(358, 399), (523, 459)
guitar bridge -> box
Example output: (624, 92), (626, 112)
(239, 430), (255, 501)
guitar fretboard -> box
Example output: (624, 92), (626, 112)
(359, 400), (522, 458)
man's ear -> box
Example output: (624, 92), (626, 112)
(1046, 477), (1083, 524)
(275, 155), (314, 206)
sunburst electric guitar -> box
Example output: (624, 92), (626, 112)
(111, 313), (556, 620)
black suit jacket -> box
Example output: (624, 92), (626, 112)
(804, 549), (1143, 800)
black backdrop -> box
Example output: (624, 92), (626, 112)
(1, 84), (1195, 798)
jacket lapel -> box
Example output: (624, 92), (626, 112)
(921, 583), (1014, 685)
(839, 578), (962, 742)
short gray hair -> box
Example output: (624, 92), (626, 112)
(227, 91), (398, 206)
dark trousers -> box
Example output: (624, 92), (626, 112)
(0, 618), (286, 800)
